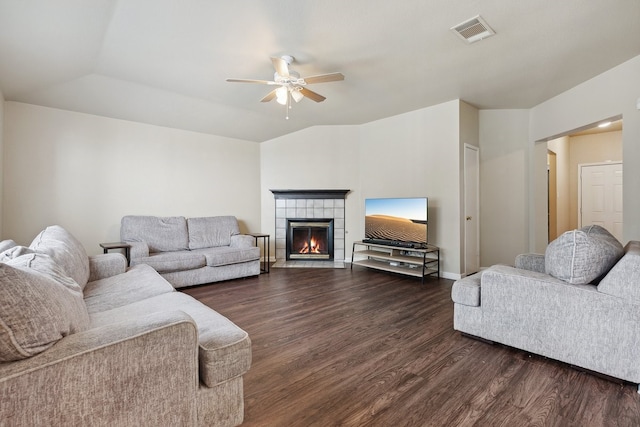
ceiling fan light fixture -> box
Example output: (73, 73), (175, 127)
(276, 86), (288, 105)
(291, 89), (304, 103)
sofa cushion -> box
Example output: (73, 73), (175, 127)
(121, 215), (189, 253)
(597, 241), (640, 301)
(545, 225), (623, 285)
(84, 264), (176, 314)
(89, 292), (251, 387)
(0, 258), (90, 362)
(196, 246), (260, 267)
(29, 225), (90, 289)
(132, 251), (206, 273)
(187, 216), (240, 250)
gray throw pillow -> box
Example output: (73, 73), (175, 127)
(545, 226), (623, 285)
(0, 245), (34, 262)
(0, 239), (17, 253)
(29, 225), (90, 289)
(0, 256), (90, 362)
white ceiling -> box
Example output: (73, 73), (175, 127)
(0, 1), (639, 142)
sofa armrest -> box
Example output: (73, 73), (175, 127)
(127, 241), (150, 260)
(514, 253), (546, 273)
(230, 234), (255, 248)
(0, 311), (199, 426)
(88, 253), (127, 281)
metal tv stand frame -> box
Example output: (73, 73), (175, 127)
(351, 241), (439, 284)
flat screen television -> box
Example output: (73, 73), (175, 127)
(364, 197), (428, 248)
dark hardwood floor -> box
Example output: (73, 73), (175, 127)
(183, 267), (640, 427)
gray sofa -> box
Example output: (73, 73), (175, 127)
(120, 215), (260, 288)
(0, 225), (251, 426)
(452, 225), (640, 389)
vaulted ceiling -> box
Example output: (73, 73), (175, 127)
(1, 1), (639, 142)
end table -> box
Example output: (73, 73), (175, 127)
(99, 242), (131, 266)
(248, 233), (270, 273)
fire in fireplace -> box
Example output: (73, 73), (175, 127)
(287, 219), (334, 260)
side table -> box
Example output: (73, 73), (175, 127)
(248, 233), (270, 273)
(99, 242), (131, 266)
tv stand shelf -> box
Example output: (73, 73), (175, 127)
(351, 241), (439, 283)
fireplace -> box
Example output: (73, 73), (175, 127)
(271, 189), (349, 266)
(287, 219), (334, 260)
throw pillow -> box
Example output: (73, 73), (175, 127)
(545, 226), (623, 285)
(0, 260), (90, 362)
(0, 239), (17, 253)
(0, 245), (34, 262)
(29, 225), (90, 289)
(7, 252), (85, 293)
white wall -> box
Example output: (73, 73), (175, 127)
(478, 109), (530, 266)
(530, 54), (640, 248)
(0, 90), (4, 237)
(3, 102), (261, 254)
(259, 124), (361, 262)
(261, 99), (466, 277)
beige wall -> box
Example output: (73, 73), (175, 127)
(531, 55), (640, 250)
(261, 99), (469, 278)
(478, 109), (529, 266)
(3, 102), (261, 254)
(4, 54), (638, 272)
(0, 90), (4, 237)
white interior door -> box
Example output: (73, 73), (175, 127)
(464, 145), (480, 275)
(579, 162), (623, 242)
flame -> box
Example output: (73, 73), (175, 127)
(299, 237), (322, 254)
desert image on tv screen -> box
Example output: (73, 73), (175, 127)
(365, 198), (427, 244)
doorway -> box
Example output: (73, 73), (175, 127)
(546, 118), (623, 241)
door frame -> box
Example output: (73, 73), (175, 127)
(463, 144), (480, 276)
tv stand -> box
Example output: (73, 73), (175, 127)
(351, 241), (439, 284)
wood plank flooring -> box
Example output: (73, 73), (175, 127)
(182, 267), (640, 427)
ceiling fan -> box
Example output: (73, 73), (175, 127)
(226, 55), (344, 119)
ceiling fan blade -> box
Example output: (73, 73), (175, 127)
(260, 89), (277, 102)
(226, 78), (276, 85)
(300, 87), (326, 102)
(303, 72), (345, 84)
(271, 57), (290, 78)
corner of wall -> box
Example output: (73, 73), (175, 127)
(0, 91), (4, 238)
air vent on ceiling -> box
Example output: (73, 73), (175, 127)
(451, 15), (495, 44)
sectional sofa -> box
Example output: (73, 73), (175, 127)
(0, 225), (251, 426)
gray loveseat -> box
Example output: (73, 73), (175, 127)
(452, 225), (640, 389)
(121, 215), (260, 288)
(0, 225), (251, 426)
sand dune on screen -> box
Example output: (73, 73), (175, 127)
(365, 215), (427, 243)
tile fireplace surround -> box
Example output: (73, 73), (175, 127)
(271, 189), (349, 268)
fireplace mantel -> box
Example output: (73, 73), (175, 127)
(272, 189), (349, 265)
(270, 189), (350, 200)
